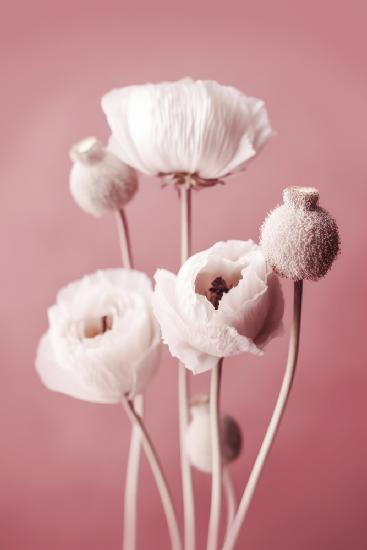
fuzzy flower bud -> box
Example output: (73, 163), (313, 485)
(260, 186), (340, 281)
(69, 136), (138, 217)
(185, 395), (242, 473)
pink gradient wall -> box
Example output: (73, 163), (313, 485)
(1, 1), (366, 548)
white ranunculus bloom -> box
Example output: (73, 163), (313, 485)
(36, 269), (161, 403)
(101, 78), (272, 183)
(153, 240), (284, 374)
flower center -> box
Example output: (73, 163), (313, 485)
(83, 315), (113, 339)
(206, 277), (232, 310)
(159, 172), (224, 190)
(195, 260), (243, 310)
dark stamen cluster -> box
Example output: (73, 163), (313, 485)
(207, 277), (231, 310)
(101, 315), (111, 333)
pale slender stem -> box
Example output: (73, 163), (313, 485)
(223, 280), (303, 550)
(114, 208), (142, 550)
(178, 186), (196, 550)
(121, 397), (182, 550)
(207, 359), (223, 550)
(223, 468), (236, 539)
(123, 395), (143, 550)
(180, 186), (191, 265)
(115, 209), (133, 269)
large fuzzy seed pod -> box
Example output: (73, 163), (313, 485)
(260, 186), (340, 281)
(185, 395), (242, 473)
(69, 137), (138, 217)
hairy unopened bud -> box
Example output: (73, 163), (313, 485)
(260, 186), (340, 281)
(69, 137), (138, 217)
(185, 395), (242, 473)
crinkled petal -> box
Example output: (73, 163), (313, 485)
(152, 269), (193, 358)
(192, 81), (258, 179)
(153, 268), (262, 374)
(178, 347), (219, 375)
(129, 320), (162, 397)
(255, 272), (284, 347)
(55, 268), (153, 306)
(101, 78), (273, 179)
(219, 248), (269, 333)
(102, 86), (152, 174)
(36, 334), (130, 403)
(37, 268), (160, 402)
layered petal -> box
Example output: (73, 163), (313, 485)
(36, 269), (161, 402)
(102, 78), (273, 180)
(35, 334), (132, 404)
(153, 241), (283, 374)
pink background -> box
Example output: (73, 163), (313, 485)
(1, 1), (366, 548)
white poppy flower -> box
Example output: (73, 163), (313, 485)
(36, 269), (161, 403)
(153, 240), (284, 374)
(101, 78), (272, 184)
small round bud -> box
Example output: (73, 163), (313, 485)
(185, 395), (243, 473)
(69, 137), (138, 217)
(260, 186), (340, 281)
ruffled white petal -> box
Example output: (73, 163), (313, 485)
(130, 328), (161, 397)
(153, 241), (283, 374)
(36, 269), (161, 402)
(101, 78), (273, 179)
(153, 267), (262, 374)
(36, 334), (130, 403)
(254, 272), (284, 348)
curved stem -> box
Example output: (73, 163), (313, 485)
(207, 359), (223, 550)
(223, 280), (303, 550)
(223, 468), (236, 539)
(178, 364), (195, 550)
(178, 186), (196, 550)
(115, 209), (133, 269)
(114, 208), (142, 550)
(121, 397), (182, 550)
(123, 395), (143, 550)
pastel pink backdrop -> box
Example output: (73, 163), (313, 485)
(1, 1), (366, 548)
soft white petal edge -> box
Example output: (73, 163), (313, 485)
(35, 334), (123, 404)
(101, 78), (273, 179)
(36, 327), (161, 403)
(153, 269), (262, 374)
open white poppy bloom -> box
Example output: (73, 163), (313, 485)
(153, 240), (284, 374)
(36, 269), (161, 403)
(101, 78), (272, 184)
